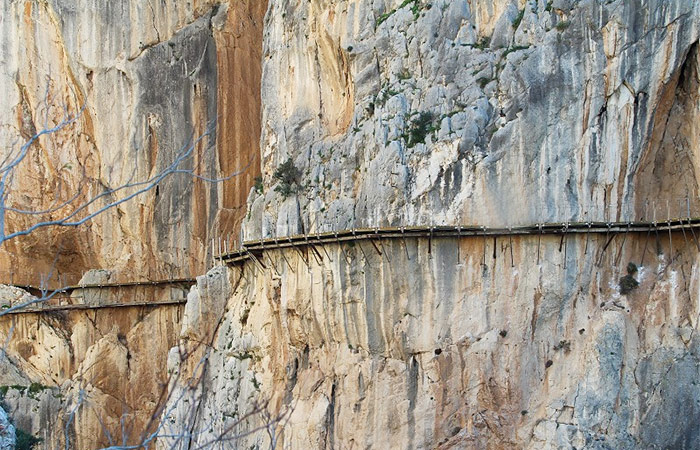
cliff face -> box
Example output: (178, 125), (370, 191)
(0, 296), (184, 449)
(3, 0), (700, 449)
(244, 0), (700, 237)
(0, 0), (266, 285)
(165, 235), (700, 449)
(168, 0), (700, 449)
(0, 0), (266, 446)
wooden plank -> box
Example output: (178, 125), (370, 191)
(218, 219), (700, 266)
(1, 298), (188, 315)
(7, 278), (196, 295)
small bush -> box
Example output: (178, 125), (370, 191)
(273, 158), (301, 199)
(556, 20), (570, 31)
(397, 69), (412, 80)
(512, 9), (524, 29)
(27, 383), (45, 396)
(376, 0), (420, 26)
(16, 428), (42, 450)
(503, 45), (530, 57)
(466, 36), (491, 50)
(404, 111), (437, 148)
(477, 77), (492, 88)
(253, 176), (263, 194)
(27, 382), (47, 400)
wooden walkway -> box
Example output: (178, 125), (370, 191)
(10, 277), (196, 297)
(218, 218), (700, 264)
(0, 298), (188, 315)
(5, 217), (700, 315)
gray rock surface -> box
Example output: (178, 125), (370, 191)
(165, 234), (700, 449)
(0, 407), (15, 450)
(244, 0), (700, 238)
(4, 0), (700, 448)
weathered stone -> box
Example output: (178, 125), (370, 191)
(164, 234), (700, 449)
(0, 0), (265, 286)
(3, 1), (700, 448)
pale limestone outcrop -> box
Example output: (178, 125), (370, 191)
(165, 234), (700, 449)
(244, 0), (700, 238)
(0, 303), (183, 448)
(0, 285), (37, 309)
(0, 407), (14, 450)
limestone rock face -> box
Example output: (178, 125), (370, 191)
(0, 1), (267, 446)
(0, 290), (183, 448)
(0, 285), (37, 309)
(160, 0), (700, 449)
(166, 235), (700, 449)
(0, 407), (15, 450)
(4, 0), (700, 449)
(0, 0), (266, 286)
(244, 0), (700, 238)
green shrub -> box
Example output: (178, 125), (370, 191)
(27, 383), (47, 400)
(502, 45), (530, 57)
(477, 77), (492, 88)
(403, 111), (437, 148)
(512, 9), (524, 29)
(556, 20), (570, 31)
(273, 158), (301, 199)
(27, 383), (45, 396)
(465, 36), (490, 50)
(397, 69), (412, 80)
(376, 0), (419, 26)
(253, 175), (264, 194)
(16, 428), (42, 450)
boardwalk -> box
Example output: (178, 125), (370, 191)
(4, 218), (700, 315)
(0, 298), (188, 315)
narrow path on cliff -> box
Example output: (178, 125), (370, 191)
(4, 217), (700, 315)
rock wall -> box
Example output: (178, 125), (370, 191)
(0, 0), (267, 446)
(0, 0), (266, 286)
(165, 232), (700, 449)
(244, 0), (700, 238)
(164, 0), (700, 449)
(0, 302), (184, 449)
(3, 0), (700, 448)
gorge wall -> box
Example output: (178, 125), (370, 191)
(2, 0), (700, 449)
(0, 0), (266, 286)
(175, 0), (700, 448)
(244, 0), (700, 238)
(164, 232), (700, 449)
(0, 0), (266, 446)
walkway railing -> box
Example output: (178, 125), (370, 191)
(0, 298), (188, 315)
(4, 217), (700, 315)
(216, 218), (700, 264)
